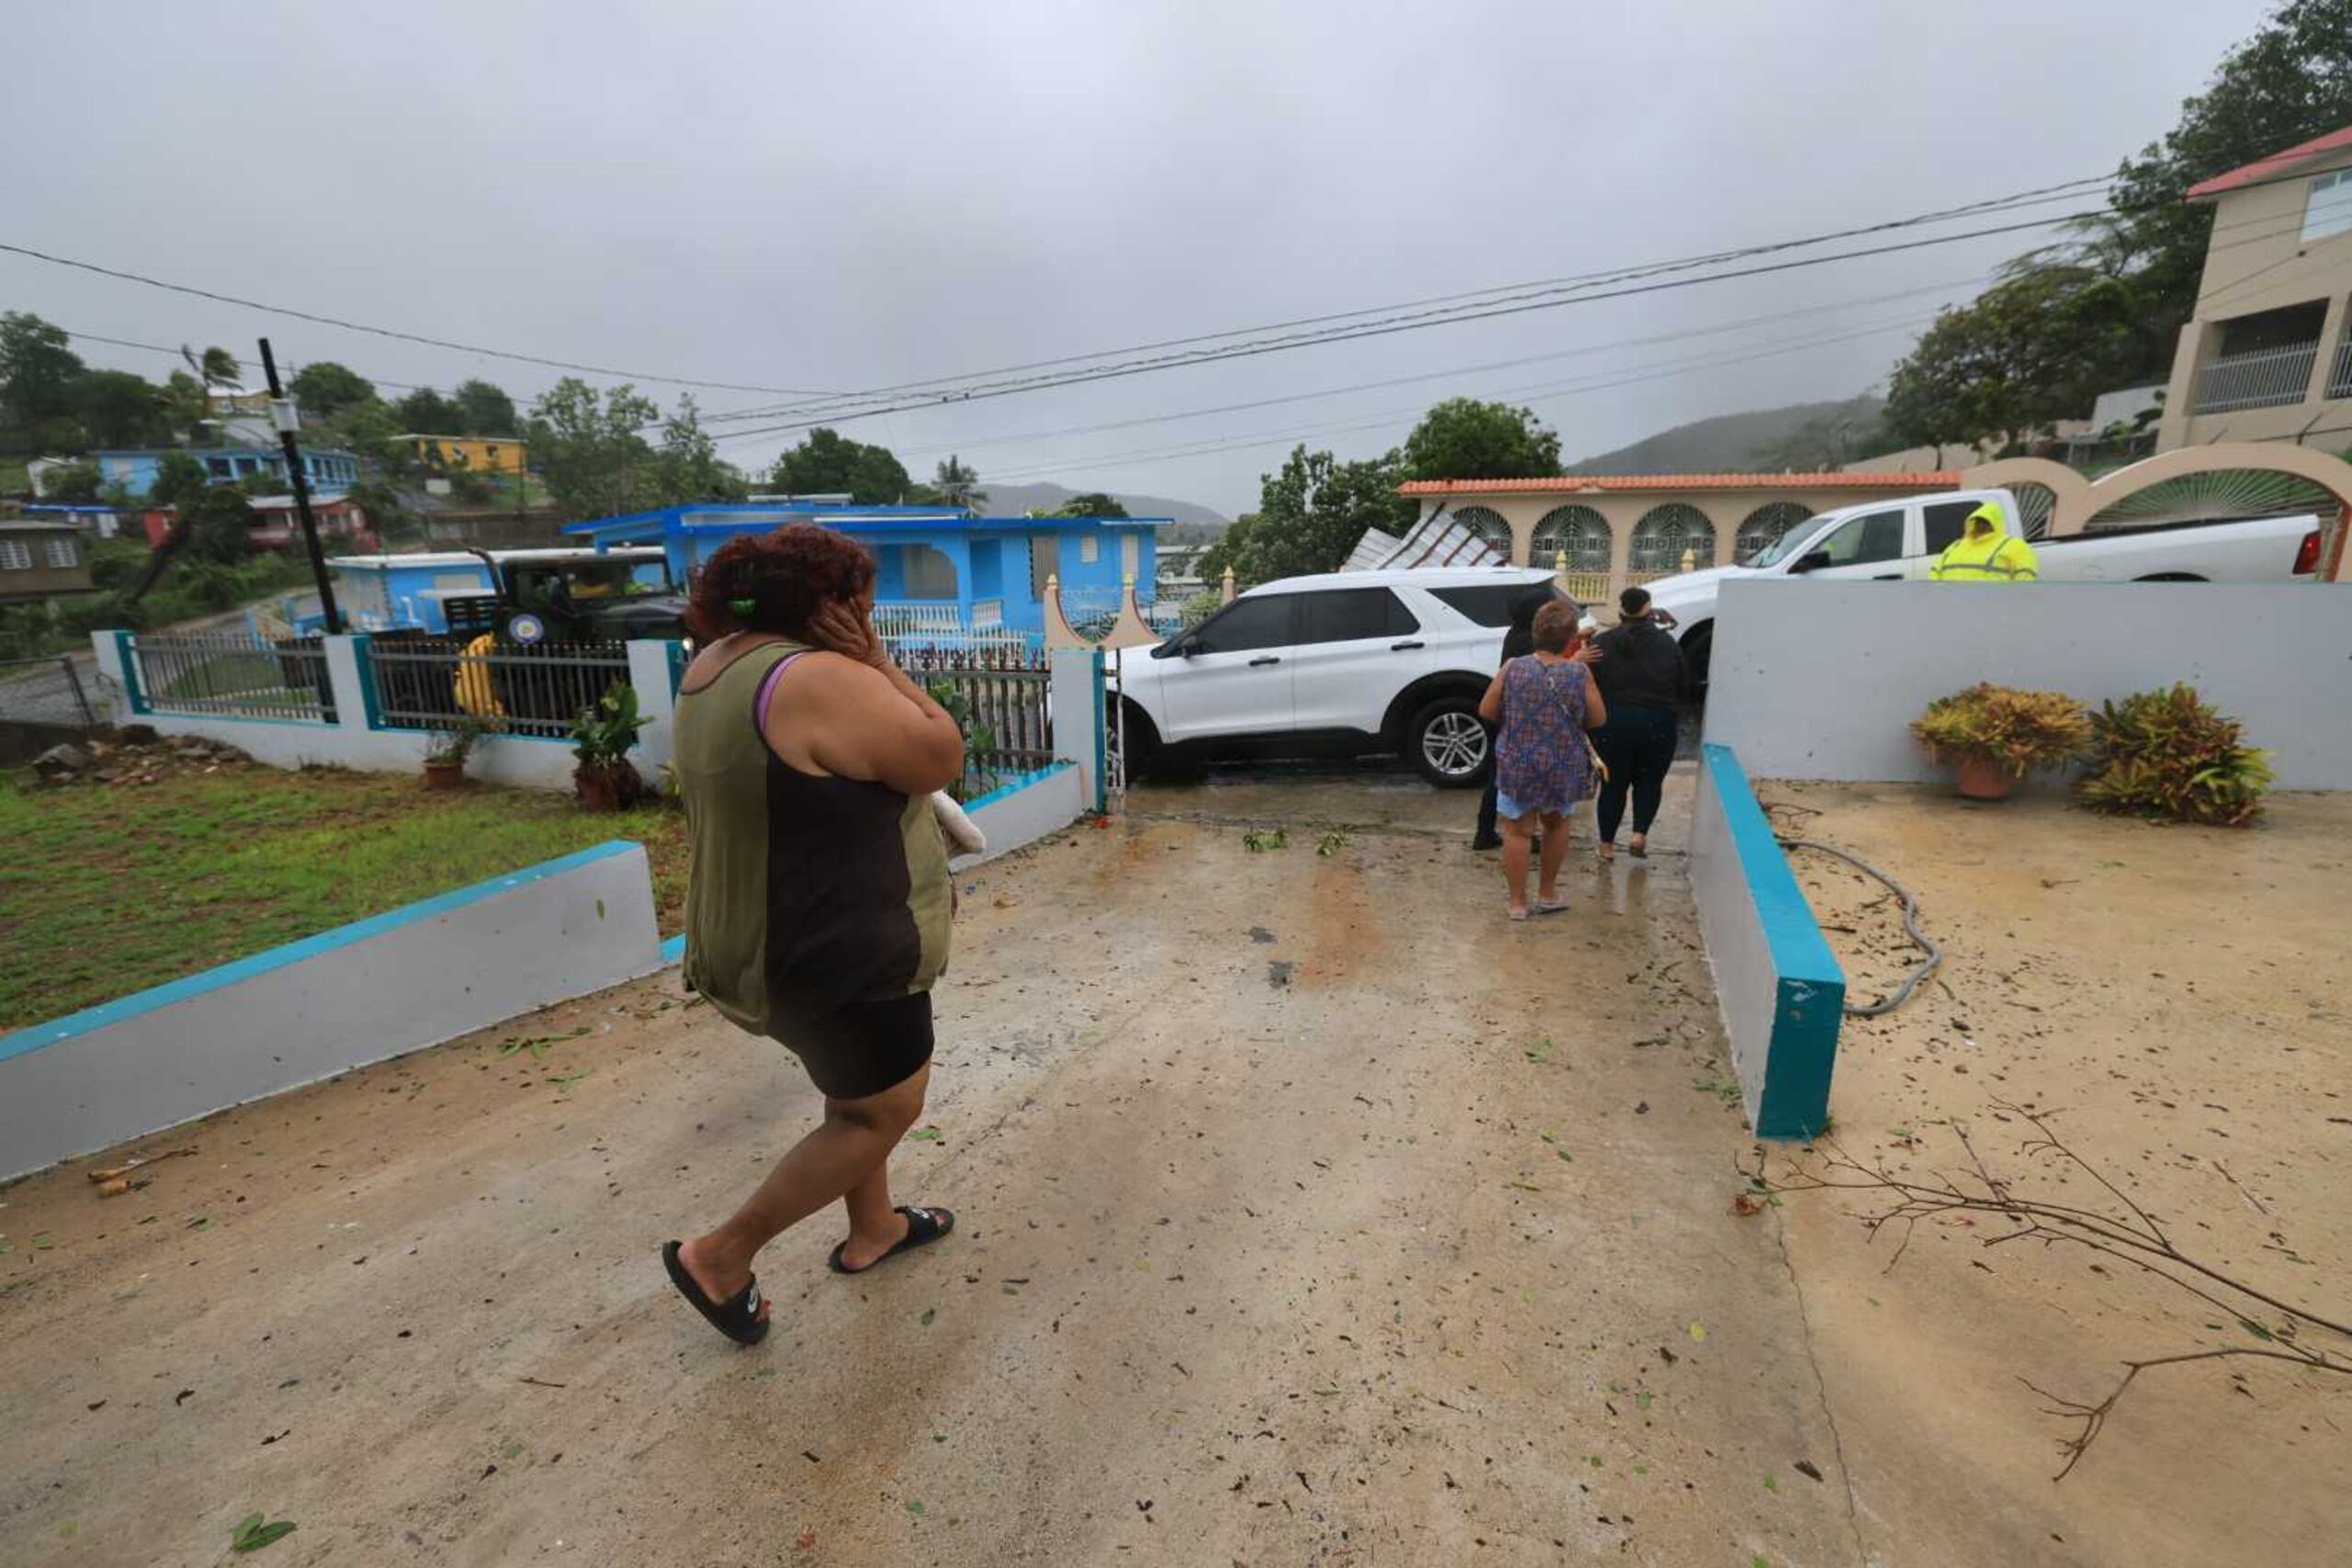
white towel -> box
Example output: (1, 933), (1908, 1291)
(931, 791), (987, 857)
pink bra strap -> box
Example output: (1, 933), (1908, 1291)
(752, 649), (810, 736)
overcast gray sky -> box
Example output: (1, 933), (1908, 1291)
(4, 0), (2277, 515)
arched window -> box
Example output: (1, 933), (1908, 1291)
(1736, 502), (1812, 563)
(1531, 505), (1611, 573)
(1450, 505), (1513, 558)
(1629, 503), (1716, 577)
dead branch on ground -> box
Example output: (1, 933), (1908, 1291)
(1746, 1101), (2349, 1479)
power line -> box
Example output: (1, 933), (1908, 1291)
(0, 240), (841, 398)
(701, 176), (2117, 426)
(978, 312), (1936, 484)
(54, 326), (440, 395)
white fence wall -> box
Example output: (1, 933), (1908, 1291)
(1702, 581), (2352, 789)
(0, 842), (664, 1179)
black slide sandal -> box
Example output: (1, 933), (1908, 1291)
(662, 1240), (770, 1345)
(829, 1204), (956, 1275)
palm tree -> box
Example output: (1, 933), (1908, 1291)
(933, 455), (987, 512)
(178, 344), (245, 434)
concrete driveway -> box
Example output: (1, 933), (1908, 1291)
(3, 767), (1871, 1565)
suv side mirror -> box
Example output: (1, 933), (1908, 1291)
(1790, 550), (1831, 575)
(1152, 635), (1198, 660)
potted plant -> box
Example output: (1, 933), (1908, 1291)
(2078, 683), (2273, 827)
(1910, 683), (2090, 801)
(422, 716), (493, 790)
(571, 682), (650, 812)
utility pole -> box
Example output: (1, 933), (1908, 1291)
(257, 338), (342, 636)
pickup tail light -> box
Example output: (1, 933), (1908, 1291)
(2292, 529), (2321, 576)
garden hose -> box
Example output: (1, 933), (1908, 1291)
(1776, 839), (1941, 1018)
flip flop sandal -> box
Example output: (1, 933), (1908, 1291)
(1534, 897), (1570, 915)
(1629, 839), (1649, 860)
(662, 1240), (769, 1345)
(829, 1204), (956, 1275)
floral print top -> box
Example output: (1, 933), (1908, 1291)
(1495, 655), (1595, 815)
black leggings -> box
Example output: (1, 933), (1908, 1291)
(1595, 702), (1679, 843)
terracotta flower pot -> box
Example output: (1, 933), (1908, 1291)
(1954, 754), (2016, 801)
(422, 758), (465, 791)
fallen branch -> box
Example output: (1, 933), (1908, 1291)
(1749, 1102), (2350, 1478)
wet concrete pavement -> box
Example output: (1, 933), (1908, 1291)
(2, 763), (1871, 1566)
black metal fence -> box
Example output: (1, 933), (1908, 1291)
(903, 644), (1056, 784)
(130, 634), (336, 723)
(0, 655), (96, 728)
(366, 637), (633, 739)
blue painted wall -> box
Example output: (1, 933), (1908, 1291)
(96, 446), (358, 500)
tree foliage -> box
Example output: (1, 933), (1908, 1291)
(40, 459), (103, 502)
(392, 386), (463, 435)
(1883, 266), (2155, 453)
(769, 427), (912, 503)
(1201, 446), (1415, 586)
(182, 482), (259, 565)
(1398, 398), (1560, 480)
(452, 378), (519, 435)
(74, 370), (169, 447)
(1053, 491), (1129, 518)
(933, 455), (986, 510)
(148, 450), (213, 513)
(289, 361), (376, 423)
(527, 378), (662, 517)
(1, 311), (85, 443)
(650, 395), (747, 503)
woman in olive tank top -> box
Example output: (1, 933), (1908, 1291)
(659, 526), (968, 1345)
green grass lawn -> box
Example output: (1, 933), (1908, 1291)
(0, 763), (686, 1032)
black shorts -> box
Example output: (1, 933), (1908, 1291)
(773, 990), (934, 1100)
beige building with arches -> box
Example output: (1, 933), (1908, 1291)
(1395, 471), (1961, 602)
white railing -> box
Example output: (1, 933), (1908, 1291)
(871, 601), (966, 637)
(2193, 342), (2320, 413)
(971, 597), (1005, 628)
(2329, 334), (2352, 401)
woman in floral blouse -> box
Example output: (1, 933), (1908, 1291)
(1476, 599), (1609, 920)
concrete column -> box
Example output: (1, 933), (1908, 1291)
(627, 640), (681, 779)
(1601, 500), (1639, 604)
(2155, 320), (2219, 452)
(2302, 292), (2350, 407)
(1050, 648), (1106, 811)
(89, 630), (138, 721)
(1706, 502), (1737, 568)
(324, 635), (375, 732)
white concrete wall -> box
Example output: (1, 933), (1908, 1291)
(1050, 647), (1107, 810)
(952, 761), (1089, 869)
(0, 843), (664, 1179)
(1702, 581), (2352, 789)
(1690, 760), (1775, 1130)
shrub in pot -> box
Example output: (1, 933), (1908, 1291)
(422, 716), (494, 789)
(2078, 683), (2272, 827)
(1910, 683), (2090, 800)
(571, 682), (650, 812)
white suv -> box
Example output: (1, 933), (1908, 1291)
(1116, 566), (1560, 787)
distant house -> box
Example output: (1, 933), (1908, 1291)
(94, 445), (361, 501)
(2156, 124), (2352, 452)
(0, 519), (95, 602)
(563, 502), (1165, 637)
(397, 434), (526, 475)
(21, 502), (130, 540)
(139, 494), (377, 554)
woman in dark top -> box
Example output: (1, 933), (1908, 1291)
(1589, 586), (1688, 861)
(659, 526), (968, 1345)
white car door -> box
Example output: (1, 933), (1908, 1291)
(1787, 507), (1911, 582)
(1287, 585), (1433, 735)
(1156, 592), (1299, 742)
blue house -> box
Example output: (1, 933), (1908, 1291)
(94, 445), (360, 501)
(562, 503), (1164, 638)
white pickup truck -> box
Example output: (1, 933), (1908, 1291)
(1645, 487), (2327, 686)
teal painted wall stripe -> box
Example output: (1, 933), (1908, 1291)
(0, 840), (645, 1065)
(351, 633), (383, 729)
(960, 759), (1075, 814)
(113, 630), (148, 715)
(1701, 743), (1845, 1139)
(1091, 648), (1108, 814)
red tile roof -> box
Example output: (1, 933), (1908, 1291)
(1396, 471), (1961, 497)
(2186, 124), (2352, 201)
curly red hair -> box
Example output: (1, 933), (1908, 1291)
(685, 525), (876, 641)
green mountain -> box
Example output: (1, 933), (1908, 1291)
(1566, 395), (1885, 475)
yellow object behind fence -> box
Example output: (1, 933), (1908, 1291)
(454, 633), (506, 719)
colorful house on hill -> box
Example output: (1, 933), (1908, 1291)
(397, 434), (527, 475)
(94, 445), (360, 500)
(561, 503), (1164, 637)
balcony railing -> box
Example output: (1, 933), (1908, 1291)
(2192, 342), (2320, 413)
(871, 601), (965, 637)
(2328, 334), (2352, 401)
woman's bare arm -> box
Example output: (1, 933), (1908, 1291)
(766, 604), (966, 794)
(1477, 668), (1507, 724)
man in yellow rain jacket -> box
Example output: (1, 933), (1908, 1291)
(1930, 501), (2041, 581)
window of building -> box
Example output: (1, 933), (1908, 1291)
(2303, 168), (2352, 243)
(0, 540), (31, 570)
(46, 536), (80, 570)
(207, 458), (232, 478)
(1080, 534), (1100, 564)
